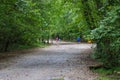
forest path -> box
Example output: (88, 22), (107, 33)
(0, 42), (98, 80)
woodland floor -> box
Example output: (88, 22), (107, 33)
(0, 41), (99, 80)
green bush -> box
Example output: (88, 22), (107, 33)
(96, 77), (112, 80)
(90, 6), (120, 68)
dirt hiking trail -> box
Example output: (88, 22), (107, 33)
(0, 42), (98, 80)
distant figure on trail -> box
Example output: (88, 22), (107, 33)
(59, 38), (61, 41)
(77, 37), (81, 42)
(56, 37), (59, 42)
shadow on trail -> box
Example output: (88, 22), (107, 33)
(0, 49), (41, 70)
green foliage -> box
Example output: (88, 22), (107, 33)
(96, 77), (112, 80)
(90, 3), (120, 68)
(0, 0), (100, 52)
(0, 0), (43, 51)
(51, 78), (64, 80)
(92, 67), (120, 80)
(0, 1), (119, 71)
(93, 67), (113, 75)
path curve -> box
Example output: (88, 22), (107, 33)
(0, 42), (98, 80)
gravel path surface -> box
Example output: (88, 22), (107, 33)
(0, 42), (98, 80)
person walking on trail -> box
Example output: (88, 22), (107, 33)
(55, 37), (59, 46)
(56, 37), (59, 42)
(77, 37), (81, 42)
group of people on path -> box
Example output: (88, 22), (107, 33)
(55, 36), (81, 42)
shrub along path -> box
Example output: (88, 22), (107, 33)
(0, 42), (98, 80)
